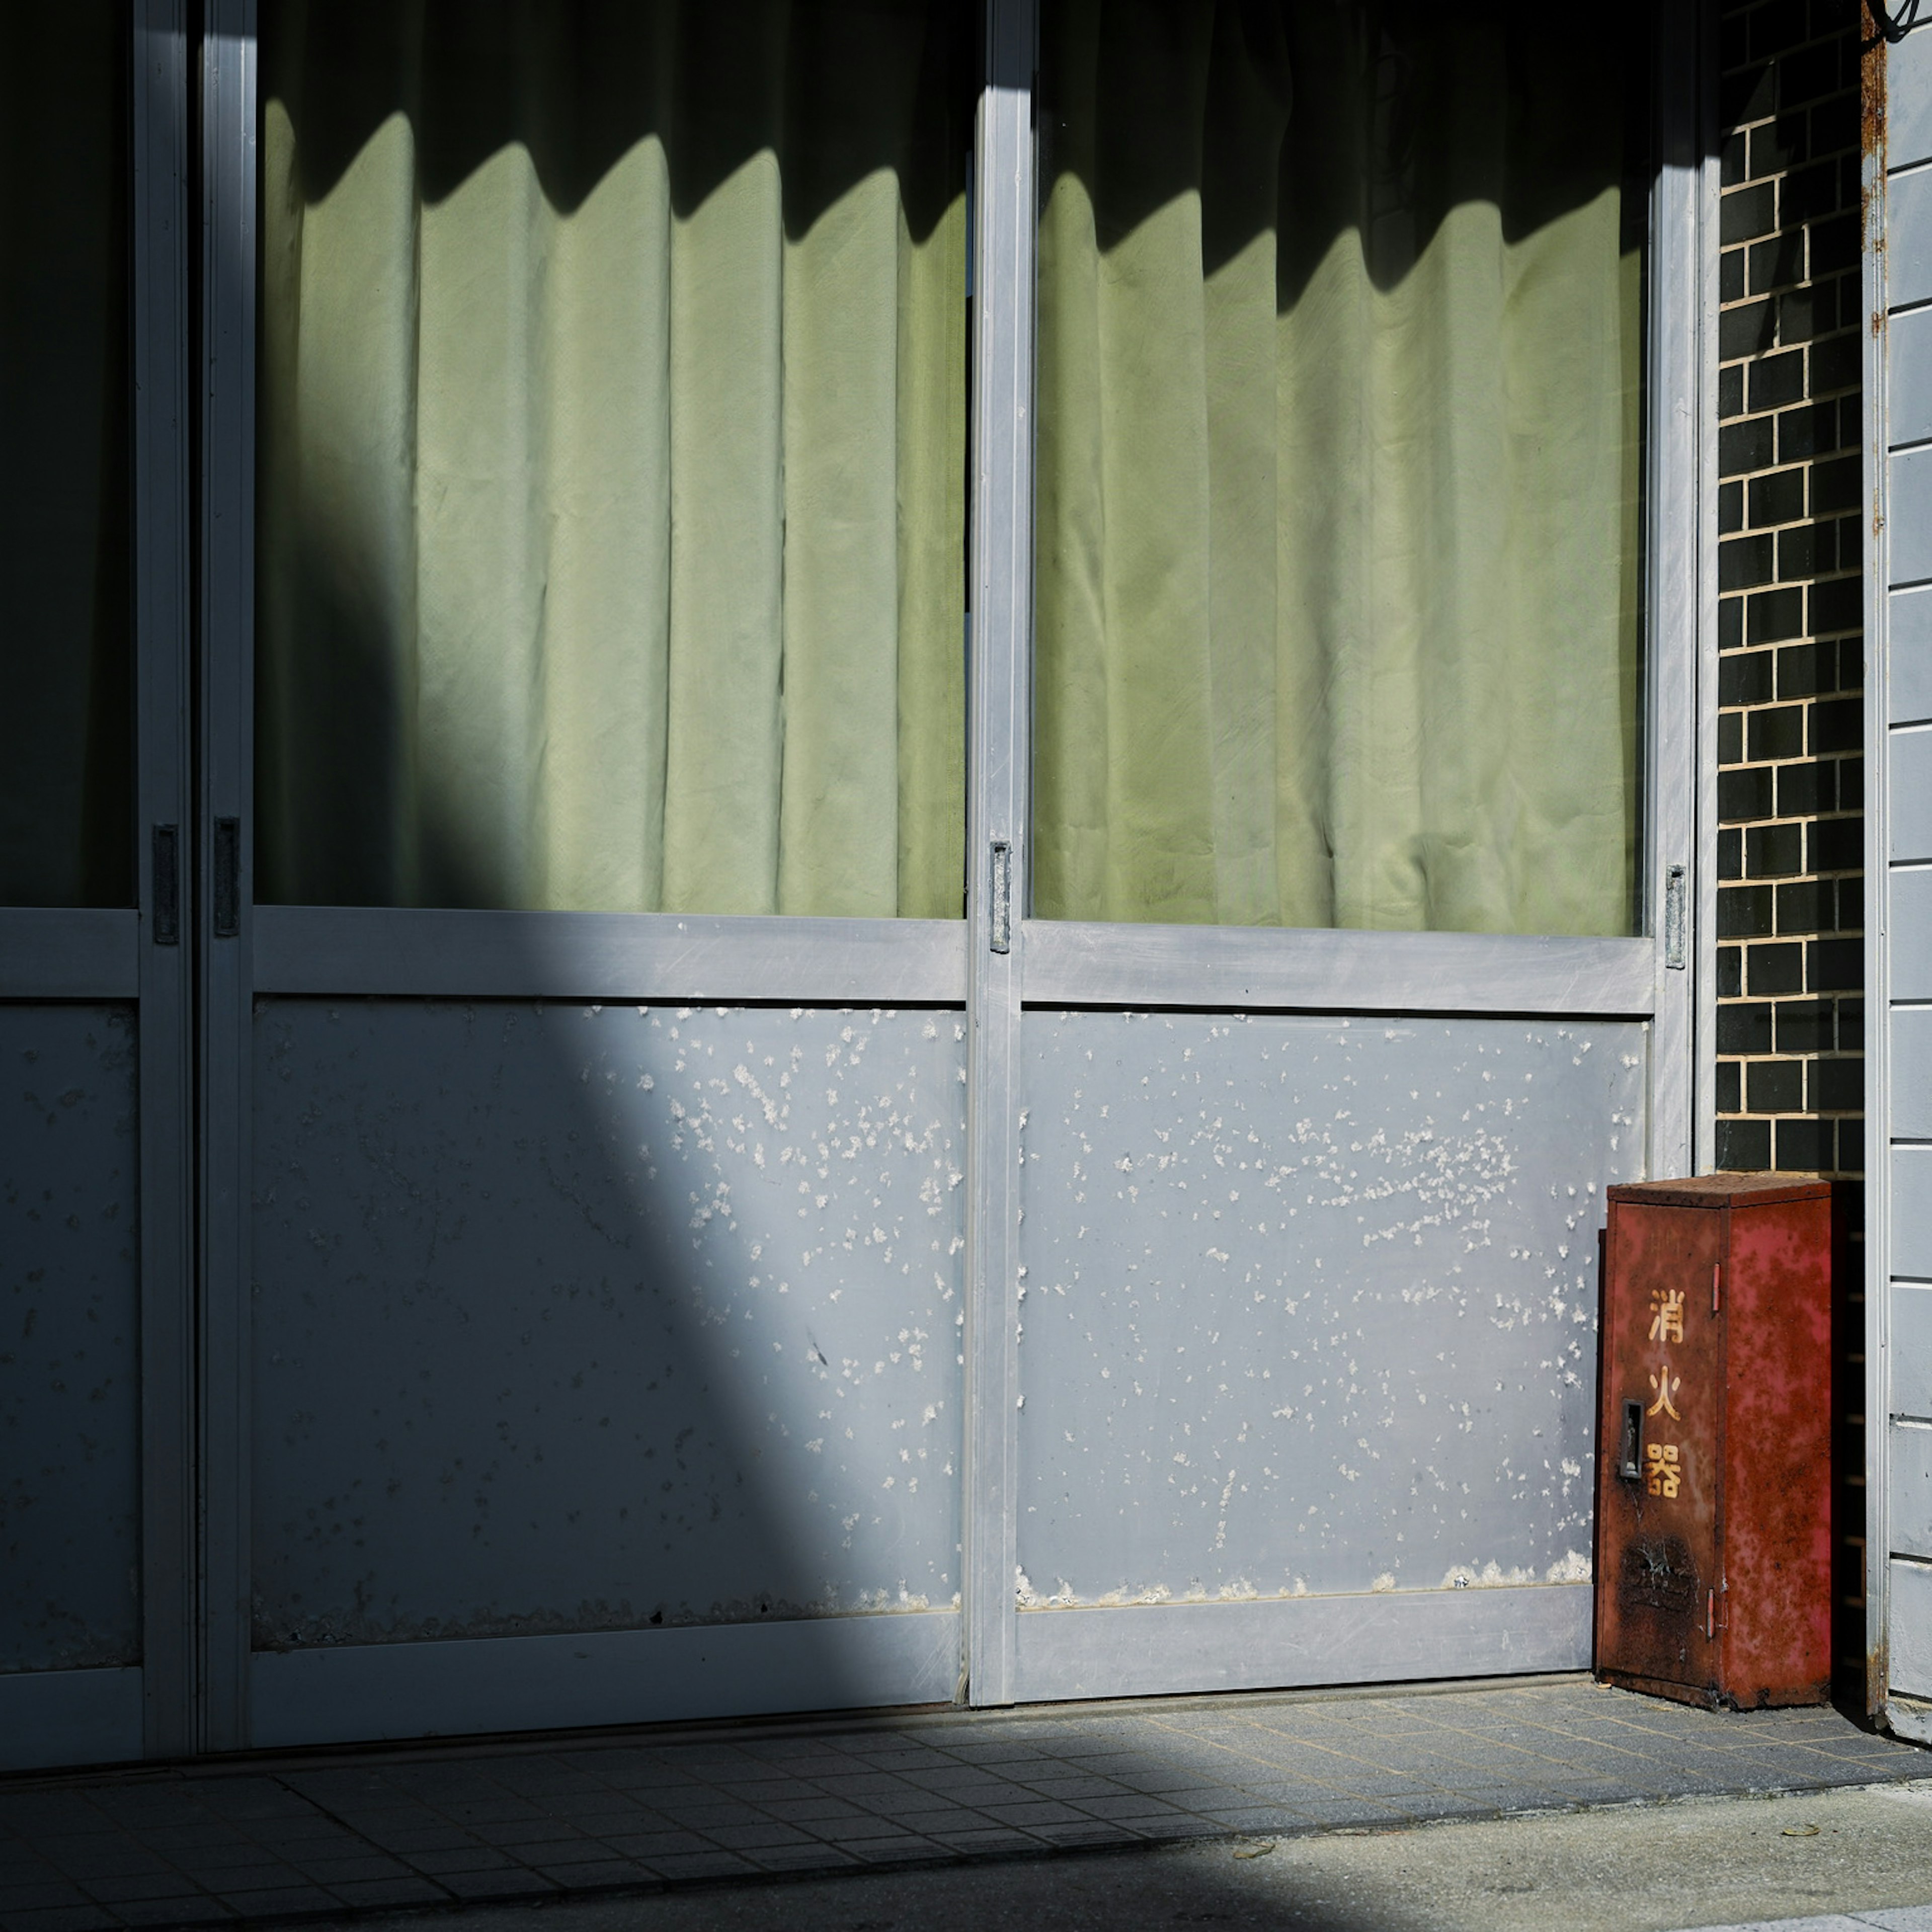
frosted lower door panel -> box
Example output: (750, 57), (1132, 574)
(0, 1005), (141, 1674)
(252, 1001), (965, 1671)
(1016, 1012), (1646, 1612)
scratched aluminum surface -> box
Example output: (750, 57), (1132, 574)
(1015, 1012), (1646, 1606)
(252, 1001), (964, 1648)
(0, 1005), (140, 1671)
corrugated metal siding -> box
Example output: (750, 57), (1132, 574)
(1879, 10), (1932, 1705)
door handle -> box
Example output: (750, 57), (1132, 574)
(212, 817), (239, 938)
(151, 825), (179, 945)
(1618, 1398), (1643, 1482)
(989, 840), (1012, 954)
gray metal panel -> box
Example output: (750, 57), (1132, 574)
(254, 908), (967, 1004)
(0, 913), (139, 999)
(1021, 924), (1655, 1018)
(250, 1613), (958, 1748)
(1893, 305), (1932, 450)
(1892, 731), (1932, 861)
(1893, 1424), (1932, 1562)
(1895, 1284), (1932, 1419)
(1892, 27), (1932, 170)
(1891, 587), (1932, 725)
(1889, 165), (1932, 313)
(252, 1002), (964, 1662)
(1891, 1692), (1932, 1744)
(1895, 1560), (1932, 1700)
(1891, 1153), (1932, 1279)
(1893, 1009), (1932, 1139)
(1891, 870), (1932, 1000)
(0, 1666), (144, 1773)
(1893, 446), (1932, 588)
(1009, 1586), (1589, 1704)
(0, 1006), (142, 1671)
(1015, 1013), (1643, 1615)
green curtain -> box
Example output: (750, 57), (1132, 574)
(0, 8), (130, 909)
(1033, 1), (1644, 935)
(258, 1), (968, 917)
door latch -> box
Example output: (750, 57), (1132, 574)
(151, 825), (179, 945)
(1663, 863), (1686, 971)
(989, 840), (1012, 954)
(213, 817), (240, 939)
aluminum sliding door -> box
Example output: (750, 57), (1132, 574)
(197, 2), (973, 1751)
(961, 0), (1708, 1708)
(188, 0), (1707, 1753)
(0, 5), (193, 1770)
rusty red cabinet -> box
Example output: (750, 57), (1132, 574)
(1594, 1174), (1833, 1709)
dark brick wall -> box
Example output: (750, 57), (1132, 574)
(1715, 0), (1866, 1696)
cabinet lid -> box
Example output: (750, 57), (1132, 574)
(1606, 1171), (1833, 1209)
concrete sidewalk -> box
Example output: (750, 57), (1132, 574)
(1, 1675), (1925, 1931)
(327, 1785), (1932, 1932)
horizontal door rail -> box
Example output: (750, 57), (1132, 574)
(0, 1665), (143, 1774)
(1010, 1583), (1589, 1704)
(254, 909), (1659, 1017)
(249, 1612), (959, 1749)
(0, 909), (142, 999)
(1022, 921), (1658, 1016)
(253, 907), (971, 1004)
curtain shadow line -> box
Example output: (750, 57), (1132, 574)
(265, 0), (972, 243)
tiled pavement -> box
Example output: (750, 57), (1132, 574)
(1, 1676), (1926, 1931)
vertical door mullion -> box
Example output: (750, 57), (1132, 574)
(963, 0), (1036, 1709)
(1693, 0), (1722, 1178)
(132, 0), (195, 1760)
(1645, 2), (1707, 1181)
(198, 1), (257, 1754)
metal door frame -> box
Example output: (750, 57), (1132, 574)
(960, 0), (1716, 1707)
(194, 1), (972, 1751)
(190, 0), (1715, 1744)
(0, 0), (194, 1770)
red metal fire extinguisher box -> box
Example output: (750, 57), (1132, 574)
(1594, 1173), (1833, 1709)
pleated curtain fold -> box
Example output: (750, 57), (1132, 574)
(257, 0), (969, 917)
(1032, 0), (1644, 936)
(260, 1), (1641, 938)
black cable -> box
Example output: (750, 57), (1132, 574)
(1873, 0), (1926, 45)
